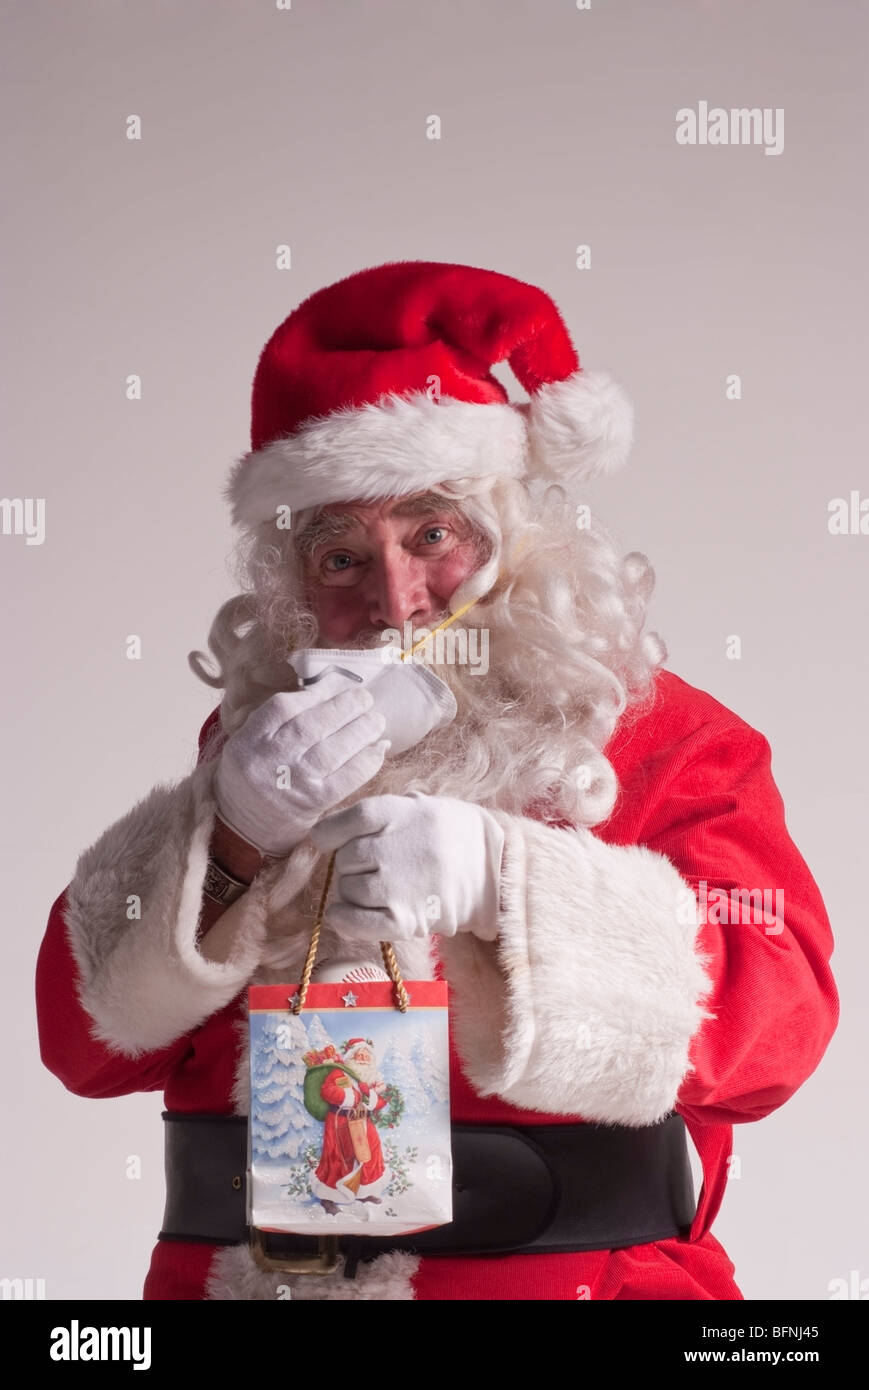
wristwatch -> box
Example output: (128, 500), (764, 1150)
(203, 856), (251, 906)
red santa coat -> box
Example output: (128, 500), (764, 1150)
(35, 669), (839, 1301)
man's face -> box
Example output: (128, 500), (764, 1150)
(299, 491), (483, 646)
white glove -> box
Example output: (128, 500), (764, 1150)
(214, 671), (391, 857)
(308, 792), (506, 943)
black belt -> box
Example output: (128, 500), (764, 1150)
(159, 1111), (696, 1267)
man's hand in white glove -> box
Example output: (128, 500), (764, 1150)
(214, 671), (391, 858)
(308, 791), (506, 942)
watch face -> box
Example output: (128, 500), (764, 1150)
(204, 862), (227, 900)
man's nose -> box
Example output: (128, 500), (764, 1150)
(366, 550), (430, 630)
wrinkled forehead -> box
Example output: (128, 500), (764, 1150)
(295, 490), (472, 555)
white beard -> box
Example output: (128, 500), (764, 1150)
(248, 614), (621, 987)
(305, 619), (616, 827)
(347, 1058), (379, 1087)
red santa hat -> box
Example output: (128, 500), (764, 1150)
(225, 259), (634, 527)
(342, 1038), (374, 1060)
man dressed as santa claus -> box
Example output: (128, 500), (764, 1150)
(36, 259), (839, 1301)
(310, 1040), (390, 1215)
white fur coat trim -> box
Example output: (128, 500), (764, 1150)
(63, 761), (321, 1056)
(438, 811), (714, 1126)
(204, 1244), (419, 1301)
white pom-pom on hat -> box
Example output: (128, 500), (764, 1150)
(526, 369), (635, 485)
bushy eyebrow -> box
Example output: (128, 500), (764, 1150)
(295, 492), (468, 558)
(295, 510), (361, 558)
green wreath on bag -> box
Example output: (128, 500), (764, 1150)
(370, 1082), (404, 1131)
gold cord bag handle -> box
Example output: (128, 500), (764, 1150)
(291, 850), (410, 1014)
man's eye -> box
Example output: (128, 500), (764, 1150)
(318, 528), (450, 574)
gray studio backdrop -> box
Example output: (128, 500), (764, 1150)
(2, 0), (866, 1301)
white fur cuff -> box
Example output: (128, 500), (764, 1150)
(439, 812), (713, 1125)
(63, 762), (320, 1057)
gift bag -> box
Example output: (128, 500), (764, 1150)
(248, 854), (452, 1241)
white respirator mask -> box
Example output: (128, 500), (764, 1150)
(286, 644), (457, 758)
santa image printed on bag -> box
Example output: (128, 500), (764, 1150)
(307, 1038), (390, 1213)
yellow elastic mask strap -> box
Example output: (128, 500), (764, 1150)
(399, 534), (529, 663)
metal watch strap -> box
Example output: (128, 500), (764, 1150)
(203, 856), (250, 906)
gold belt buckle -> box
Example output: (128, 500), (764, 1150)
(250, 1228), (339, 1276)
